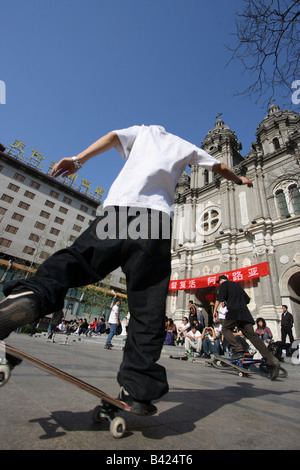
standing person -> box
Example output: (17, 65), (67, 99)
(105, 300), (121, 349)
(0, 124), (253, 414)
(47, 310), (64, 339)
(213, 275), (280, 380)
(197, 308), (205, 330)
(281, 305), (294, 355)
(188, 300), (197, 325)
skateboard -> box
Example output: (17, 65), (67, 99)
(169, 354), (188, 361)
(0, 342), (138, 438)
(212, 355), (253, 377)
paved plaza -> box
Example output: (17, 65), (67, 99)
(0, 332), (299, 452)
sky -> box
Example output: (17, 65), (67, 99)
(1, 0), (299, 199)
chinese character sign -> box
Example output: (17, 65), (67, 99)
(169, 262), (270, 290)
(6, 139), (106, 203)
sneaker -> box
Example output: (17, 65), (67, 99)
(269, 362), (280, 381)
(0, 291), (40, 340)
(118, 387), (157, 416)
(202, 353), (211, 359)
(230, 351), (245, 360)
(104, 344), (112, 349)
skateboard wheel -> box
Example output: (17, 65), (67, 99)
(110, 416), (126, 439)
(92, 405), (104, 423)
(0, 364), (11, 387)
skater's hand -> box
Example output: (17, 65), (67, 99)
(240, 176), (253, 188)
(51, 157), (78, 178)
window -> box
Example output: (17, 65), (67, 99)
(5, 225), (18, 234)
(80, 204), (88, 213)
(23, 246), (35, 255)
(29, 233), (40, 242)
(73, 224), (82, 232)
(13, 173), (25, 182)
(274, 182), (300, 219)
(1, 194), (14, 203)
(24, 190), (35, 199)
(45, 239), (55, 248)
(30, 181), (41, 190)
(54, 216), (64, 225)
(76, 214), (85, 222)
(59, 206), (68, 214)
(203, 169), (209, 185)
(63, 196), (72, 205)
(199, 207), (221, 234)
(0, 206), (7, 215)
(12, 212), (24, 222)
(273, 138), (280, 151)
(18, 201), (30, 210)
(40, 210), (50, 219)
(7, 183), (20, 192)
(290, 185), (300, 216)
(50, 228), (60, 236)
(275, 189), (289, 218)
(45, 200), (55, 208)
(0, 238), (12, 248)
(35, 221), (46, 230)
(50, 190), (59, 199)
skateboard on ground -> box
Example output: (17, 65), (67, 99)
(169, 354), (188, 360)
(0, 342), (141, 438)
(212, 354), (254, 377)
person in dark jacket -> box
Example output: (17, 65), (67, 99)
(213, 275), (280, 380)
(281, 305), (294, 355)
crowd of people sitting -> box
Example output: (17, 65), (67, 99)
(47, 314), (108, 339)
(164, 300), (290, 362)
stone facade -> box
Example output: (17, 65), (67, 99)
(167, 105), (300, 341)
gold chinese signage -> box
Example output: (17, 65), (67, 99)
(6, 139), (105, 203)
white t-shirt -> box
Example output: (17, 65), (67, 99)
(103, 125), (219, 217)
(188, 330), (201, 340)
(108, 304), (119, 324)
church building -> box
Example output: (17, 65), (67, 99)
(167, 104), (300, 341)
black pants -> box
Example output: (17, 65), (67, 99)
(4, 207), (172, 401)
(281, 327), (294, 345)
(222, 319), (278, 366)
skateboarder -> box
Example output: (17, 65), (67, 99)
(213, 275), (280, 380)
(0, 125), (253, 414)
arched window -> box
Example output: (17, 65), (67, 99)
(204, 169), (209, 185)
(273, 137), (280, 151)
(275, 189), (289, 218)
(274, 182), (300, 218)
(289, 185), (300, 216)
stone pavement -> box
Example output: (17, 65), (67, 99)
(0, 331), (299, 452)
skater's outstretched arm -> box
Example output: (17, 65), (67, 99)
(212, 162), (253, 187)
(51, 132), (120, 179)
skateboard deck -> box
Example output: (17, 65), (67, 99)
(0, 342), (141, 438)
(169, 354), (188, 361)
(212, 355), (253, 377)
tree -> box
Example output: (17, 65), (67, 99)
(227, 0), (300, 103)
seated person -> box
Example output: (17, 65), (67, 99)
(176, 317), (190, 345)
(255, 317), (273, 341)
(184, 324), (202, 357)
(201, 324), (221, 359)
(165, 318), (177, 345)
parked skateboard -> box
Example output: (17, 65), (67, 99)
(212, 355), (254, 377)
(169, 354), (188, 361)
(0, 342), (151, 438)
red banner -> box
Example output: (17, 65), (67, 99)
(169, 262), (270, 291)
